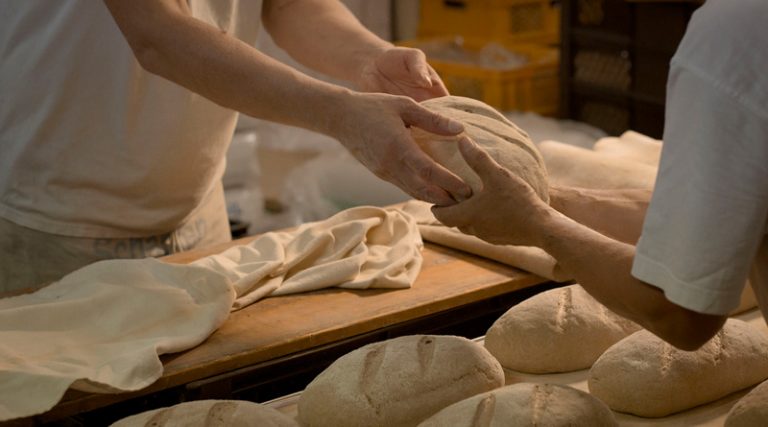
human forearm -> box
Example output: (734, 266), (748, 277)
(433, 138), (727, 350)
(263, 0), (391, 84)
(105, 0), (351, 135)
(538, 211), (726, 350)
(105, 0), (471, 205)
(549, 186), (651, 244)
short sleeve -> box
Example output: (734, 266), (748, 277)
(631, 64), (768, 315)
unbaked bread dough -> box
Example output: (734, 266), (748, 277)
(417, 383), (617, 427)
(111, 400), (298, 427)
(725, 378), (768, 427)
(539, 140), (657, 190)
(592, 130), (662, 167)
(484, 285), (640, 373)
(589, 319), (768, 417)
(297, 334), (505, 427)
(412, 96), (549, 203)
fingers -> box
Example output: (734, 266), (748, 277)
(401, 102), (464, 135)
(399, 143), (472, 204)
(457, 136), (506, 183)
(402, 48), (433, 88)
(431, 202), (468, 228)
(427, 66), (449, 97)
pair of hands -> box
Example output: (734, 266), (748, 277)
(338, 46), (550, 246)
(333, 46), (471, 206)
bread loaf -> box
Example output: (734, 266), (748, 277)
(297, 334), (505, 427)
(417, 383), (617, 427)
(538, 140), (657, 190)
(111, 400), (298, 427)
(725, 379), (768, 427)
(412, 96), (549, 203)
(589, 319), (768, 417)
(484, 285), (640, 373)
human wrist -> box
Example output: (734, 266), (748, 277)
(536, 206), (572, 250)
(313, 86), (359, 141)
(353, 43), (393, 86)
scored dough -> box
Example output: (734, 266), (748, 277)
(484, 285), (640, 373)
(111, 400), (298, 427)
(297, 335), (505, 427)
(412, 96), (549, 203)
(589, 319), (768, 417)
(417, 383), (617, 427)
(725, 378), (768, 427)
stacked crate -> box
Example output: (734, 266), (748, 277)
(404, 0), (561, 115)
(560, 0), (703, 137)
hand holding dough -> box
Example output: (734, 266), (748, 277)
(411, 96), (549, 203)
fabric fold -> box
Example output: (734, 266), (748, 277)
(0, 259), (235, 421)
(195, 206), (423, 310)
(0, 206), (423, 422)
(400, 200), (569, 281)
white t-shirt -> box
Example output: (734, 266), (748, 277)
(0, 0), (262, 238)
(632, 0), (768, 316)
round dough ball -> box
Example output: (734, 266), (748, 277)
(725, 379), (768, 427)
(297, 334), (505, 427)
(111, 399), (298, 427)
(418, 383), (617, 427)
(412, 96), (549, 203)
(485, 285), (640, 373)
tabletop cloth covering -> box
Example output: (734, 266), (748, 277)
(0, 206), (422, 421)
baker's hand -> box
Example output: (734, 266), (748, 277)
(432, 137), (555, 247)
(333, 92), (472, 206)
(358, 46), (448, 101)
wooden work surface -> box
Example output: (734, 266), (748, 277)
(26, 237), (547, 424)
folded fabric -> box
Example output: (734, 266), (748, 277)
(400, 201), (568, 281)
(0, 206), (423, 421)
(0, 260), (235, 421)
(195, 206), (423, 310)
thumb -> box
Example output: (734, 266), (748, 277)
(431, 203), (466, 228)
(403, 49), (433, 88)
(457, 136), (503, 183)
(402, 102), (464, 136)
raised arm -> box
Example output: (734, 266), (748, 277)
(103, 0), (471, 205)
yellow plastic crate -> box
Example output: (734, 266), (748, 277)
(403, 37), (560, 115)
(419, 0), (560, 45)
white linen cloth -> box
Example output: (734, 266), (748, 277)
(401, 200), (568, 281)
(0, 206), (422, 421)
(0, 260), (235, 421)
(197, 206), (423, 310)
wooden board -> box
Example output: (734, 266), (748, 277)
(29, 239), (546, 423)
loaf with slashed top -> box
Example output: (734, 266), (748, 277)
(297, 335), (504, 427)
(418, 383), (617, 427)
(485, 285), (640, 373)
(110, 399), (298, 427)
(411, 96), (549, 203)
(589, 319), (768, 417)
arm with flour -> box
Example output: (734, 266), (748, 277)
(102, 0), (472, 205)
